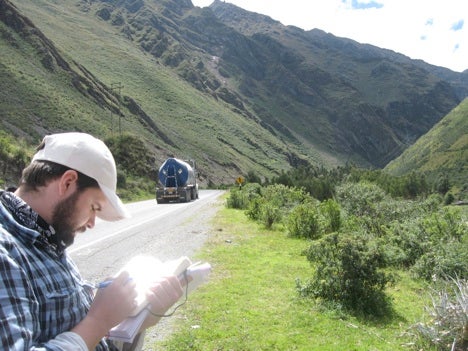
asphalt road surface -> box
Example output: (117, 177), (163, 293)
(69, 189), (225, 286)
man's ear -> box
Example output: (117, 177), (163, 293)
(58, 170), (79, 196)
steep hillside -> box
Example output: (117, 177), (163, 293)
(208, 1), (463, 167)
(385, 98), (468, 192)
(1, 0), (467, 185)
(0, 0), (302, 185)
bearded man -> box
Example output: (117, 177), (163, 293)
(0, 132), (182, 350)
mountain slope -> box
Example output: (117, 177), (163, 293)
(385, 98), (468, 190)
(207, 0), (463, 167)
(1, 0), (467, 185)
(1, 0), (303, 185)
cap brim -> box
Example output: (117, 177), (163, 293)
(99, 185), (131, 221)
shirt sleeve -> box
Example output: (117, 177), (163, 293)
(0, 248), (40, 349)
(0, 248), (89, 351)
(44, 332), (88, 351)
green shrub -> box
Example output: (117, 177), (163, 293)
(260, 201), (281, 229)
(385, 219), (427, 267)
(319, 199), (342, 233)
(435, 173), (451, 195)
(116, 169), (127, 189)
(0, 132), (31, 186)
(105, 133), (154, 178)
(444, 192), (455, 205)
(298, 232), (393, 317)
(421, 193), (444, 213)
(0, 136), (12, 160)
(387, 207), (468, 280)
(412, 239), (468, 280)
(335, 181), (387, 217)
(421, 207), (466, 242)
(260, 184), (307, 209)
(245, 184), (308, 228)
(243, 182), (262, 197)
(226, 188), (249, 209)
(245, 196), (264, 221)
(11, 147), (29, 169)
(286, 202), (321, 239)
(244, 170), (262, 185)
(226, 183), (262, 209)
(116, 174), (153, 201)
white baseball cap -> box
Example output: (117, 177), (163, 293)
(32, 132), (130, 221)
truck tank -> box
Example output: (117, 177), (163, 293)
(156, 158), (198, 203)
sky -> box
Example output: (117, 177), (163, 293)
(191, 0), (467, 72)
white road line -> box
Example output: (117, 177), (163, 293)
(68, 212), (167, 254)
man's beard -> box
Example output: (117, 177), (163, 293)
(51, 190), (85, 248)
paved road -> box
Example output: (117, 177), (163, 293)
(69, 190), (224, 285)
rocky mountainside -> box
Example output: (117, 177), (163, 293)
(206, 1), (466, 167)
(1, 0), (467, 184)
(385, 97), (467, 192)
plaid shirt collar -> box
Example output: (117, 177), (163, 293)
(0, 190), (65, 254)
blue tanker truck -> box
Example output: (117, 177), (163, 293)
(156, 157), (198, 203)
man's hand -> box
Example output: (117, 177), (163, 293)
(71, 271), (137, 349)
(90, 271), (138, 326)
(140, 275), (184, 330)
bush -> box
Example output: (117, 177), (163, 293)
(385, 219), (427, 268)
(409, 207), (468, 280)
(271, 165), (339, 201)
(412, 239), (468, 280)
(226, 183), (262, 209)
(335, 181), (387, 217)
(286, 202), (321, 239)
(0, 133), (12, 160)
(245, 196), (263, 221)
(245, 184), (308, 228)
(384, 205), (467, 280)
(0, 133), (31, 187)
(444, 192), (455, 205)
(298, 232), (393, 317)
(226, 188), (249, 209)
(261, 201), (282, 229)
(421, 193), (444, 213)
(318, 199), (342, 233)
(260, 184), (307, 210)
(105, 133), (154, 178)
(421, 207), (466, 242)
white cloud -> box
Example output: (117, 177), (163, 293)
(192, 0), (467, 72)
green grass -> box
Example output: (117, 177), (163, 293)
(149, 205), (435, 351)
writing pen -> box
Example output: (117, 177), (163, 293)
(96, 280), (113, 289)
(95, 276), (136, 289)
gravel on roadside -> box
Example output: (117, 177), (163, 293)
(142, 194), (225, 349)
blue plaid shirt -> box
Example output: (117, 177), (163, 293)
(0, 191), (113, 350)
